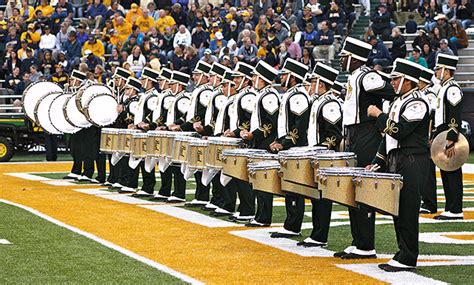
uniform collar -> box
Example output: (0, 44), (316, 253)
(441, 77), (454, 86)
(351, 64), (366, 75)
(400, 87), (418, 100)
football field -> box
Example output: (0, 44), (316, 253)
(1, 157), (474, 284)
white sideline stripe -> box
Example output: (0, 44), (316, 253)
(417, 260), (474, 266)
(0, 239), (12, 245)
(43, 180), (76, 186)
(5, 173), (51, 181)
(336, 264), (446, 285)
(0, 199), (203, 285)
(74, 189), (118, 195)
(419, 232), (474, 244)
(96, 194), (159, 205)
(140, 205), (242, 228)
(1, 161), (73, 165)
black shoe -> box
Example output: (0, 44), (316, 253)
(245, 221), (270, 227)
(341, 253), (377, 259)
(228, 215), (237, 222)
(270, 232), (300, 238)
(419, 208), (432, 214)
(166, 199), (185, 204)
(333, 251), (347, 258)
(201, 206), (217, 211)
(381, 265), (416, 272)
(297, 241), (326, 248)
(185, 203), (207, 208)
(149, 196), (169, 202)
(211, 211), (232, 217)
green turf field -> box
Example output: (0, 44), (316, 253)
(0, 202), (185, 284)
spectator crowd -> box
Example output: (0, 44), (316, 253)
(0, 0), (472, 95)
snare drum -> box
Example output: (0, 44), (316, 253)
(317, 167), (365, 208)
(222, 149), (268, 182)
(248, 160), (284, 196)
(354, 172), (403, 216)
(131, 132), (148, 158)
(206, 137), (242, 169)
(117, 129), (141, 154)
(279, 148), (332, 187)
(187, 140), (208, 170)
(172, 136), (200, 163)
(312, 152), (357, 182)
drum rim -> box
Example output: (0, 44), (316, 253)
(34, 91), (63, 134)
(63, 94), (92, 128)
(75, 83), (114, 113)
(83, 92), (118, 127)
(50, 93), (81, 134)
(23, 81), (63, 122)
(356, 172), (403, 179)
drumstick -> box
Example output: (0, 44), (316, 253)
(369, 164), (380, 172)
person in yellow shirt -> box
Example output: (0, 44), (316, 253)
(82, 36), (105, 58)
(20, 23), (41, 46)
(135, 8), (154, 33)
(20, 0), (34, 22)
(34, 0), (54, 18)
(125, 3), (142, 25)
(114, 16), (132, 44)
(155, 9), (176, 33)
(208, 22), (222, 41)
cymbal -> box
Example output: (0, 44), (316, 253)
(431, 130), (469, 171)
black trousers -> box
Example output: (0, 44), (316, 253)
(219, 178), (237, 212)
(44, 134), (58, 161)
(170, 165), (186, 199)
(128, 161), (156, 193)
(390, 152), (429, 267)
(81, 127), (96, 179)
(309, 198), (333, 243)
(234, 180), (255, 216)
(282, 193), (305, 233)
(440, 168), (463, 214)
(254, 190), (273, 224)
(194, 171), (210, 201)
(158, 168), (173, 197)
(106, 154), (118, 184)
(94, 127), (106, 183)
(346, 124), (380, 251)
(117, 156), (132, 186)
(210, 174), (224, 206)
(421, 159), (438, 213)
(70, 133), (82, 175)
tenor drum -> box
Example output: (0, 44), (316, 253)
(100, 128), (113, 153)
(75, 83), (113, 112)
(83, 93), (119, 126)
(248, 160), (284, 196)
(22, 81), (63, 123)
(131, 132), (148, 158)
(34, 92), (63, 135)
(354, 172), (403, 216)
(281, 180), (320, 199)
(167, 132), (197, 160)
(248, 152), (279, 163)
(188, 140), (208, 170)
(279, 148), (332, 187)
(49, 93), (81, 134)
(146, 130), (165, 157)
(206, 137), (242, 169)
(222, 149), (268, 182)
(172, 136), (200, 163)
(317, 167), (365, 208)
(64, 94), (92, 128)
(312, 152), (357, 182)
(109, 128), (121, 152)
(117, 129), (141, 154)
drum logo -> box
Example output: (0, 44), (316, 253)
(155, 139), (160, 151)
(141, 141), (147, 152)
(125, 138), (130, 148)
(197, 150), (203, 162)
(217, 149), (222, 161)
(179, 145), (186, 158)
(106, 137), (111, 147)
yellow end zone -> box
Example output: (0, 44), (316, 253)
(0, 162), (387, 284)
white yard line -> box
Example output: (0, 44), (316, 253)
(5, 173), (51, 181)
(0, 239), (12, 245)
(0, 199), (203, 285)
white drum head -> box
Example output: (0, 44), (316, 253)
(34, 92), (63, 135)
(23, 81), (63, 123)
(84, 94), (119, 126)
(77, 84), (113, 111)
(50, 94), (81, 134)
(65, 95), (92, 128)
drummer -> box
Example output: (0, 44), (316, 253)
(105, 67), (133, 188)
(224, 62), (259, 223)
(63, 69), (88, 181)
(115, 77), (143, 193)
(169, 61), (214, 207)
(336, 37), (395, 259)
(432, 54), (464, 220)
(296, 63), (342, 247)
(141, 68), (176, 201)
(163, 71), (192, 203)
(129, 67), (162, 197)
(193, 63), (229, 212)
(241, 60), (280, 227)
(268, 58), (311, 239)
(367, 58), (430, 272)
(418, 67), (439, 215)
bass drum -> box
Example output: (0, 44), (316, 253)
(50, 93), (81, 134)
(75, 83), (113, 112)
(34, 92), (63, 134)
(64, 94), (92, 128)
(22, 81), (63, 123)
(83, 93), (119, 126)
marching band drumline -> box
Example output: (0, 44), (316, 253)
(24, 37), (466, 273)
